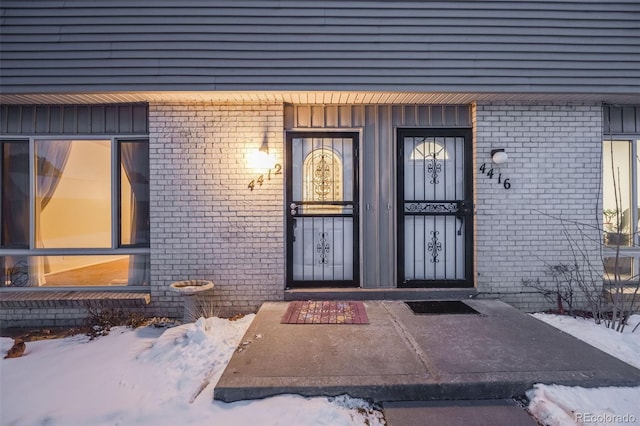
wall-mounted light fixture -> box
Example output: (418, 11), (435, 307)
(491, 149), (508, 165)
(248, 134), (276, 170)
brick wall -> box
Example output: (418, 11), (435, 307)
(0, 306), (89, 328)
(0, 304), (147, 328)
(148, 102), (285, 318)
(473, 102), (603, 311)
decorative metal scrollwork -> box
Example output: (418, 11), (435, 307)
(405, 202), (459, 214)
(426, 157), (442, 184)
(313, 155), (333, 200)
(427, 231), (442, 263)
(303, 148), (343, 206)
(316, 232), (331, 264)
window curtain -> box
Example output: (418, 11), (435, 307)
(120, 142), (150, 285)
(2, 142), (30, 286)
(31, 140), (72, 286)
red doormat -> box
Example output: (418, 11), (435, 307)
(281, 301), (369, 324)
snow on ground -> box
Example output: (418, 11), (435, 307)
(528, 314), (640, 426)
(0, 316), (384, 426)
(2, 312), (639, 426)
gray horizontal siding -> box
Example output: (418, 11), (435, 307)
(1, 1), (639, 95)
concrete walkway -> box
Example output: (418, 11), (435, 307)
(214, 300), (640, 422)
(383, 400), (537, 426)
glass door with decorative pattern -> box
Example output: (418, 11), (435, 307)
(397, 128), (473, 287)
(286, 132), (359, 287)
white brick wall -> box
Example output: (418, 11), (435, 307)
(148, 102), (285, 318)
(473, 102), (603, 311)
(0, 305), (145, 328)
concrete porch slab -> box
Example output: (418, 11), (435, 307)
(214, 300), (640, 403)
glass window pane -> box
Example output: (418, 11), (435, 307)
(120, 141), (149, 246)
(604, 256), (635, 282)
(603, 141), (632, 246)
(35, 140), (112, 248)
(1, 141), (30, 248)
(1, 255), (149, 287)
(293, 137), (353, 214)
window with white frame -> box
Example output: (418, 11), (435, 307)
(602, 138), (640, 281)
(1, 138), (149, 287)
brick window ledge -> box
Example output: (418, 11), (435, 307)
(0, 290), (151, 309)
(604, 287), (640, 304)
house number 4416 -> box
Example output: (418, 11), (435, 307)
(479, 163), (511, 189)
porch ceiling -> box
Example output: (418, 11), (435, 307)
(1, 91), (639, 105)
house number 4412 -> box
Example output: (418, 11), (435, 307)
(248, 163), (282, 191)
(479, 163), (511, 189)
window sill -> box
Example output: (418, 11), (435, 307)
(603, 286), (640, 302)
(0, 289), (150, 309)
(603, 246), (640, 255)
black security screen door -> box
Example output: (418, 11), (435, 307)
(397, 128), (473, 288)
(286, 132), (359, 288)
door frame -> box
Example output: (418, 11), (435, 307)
(285, 130), (361, 288)
(396, 128), (474, 288)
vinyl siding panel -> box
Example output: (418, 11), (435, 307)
(1, 1), (639, 95)
(605, 105), (640, 135)
(0, 104), (149, 135)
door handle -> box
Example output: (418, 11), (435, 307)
(456, 215), (464, 236)
(290, 202), (298, 216)
(456, 201), (473, 236)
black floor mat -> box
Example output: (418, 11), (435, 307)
(405, 300), (480, 315)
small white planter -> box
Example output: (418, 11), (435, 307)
(170, 280), (214, 322)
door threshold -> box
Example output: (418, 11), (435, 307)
(284, 287), (477, 301)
